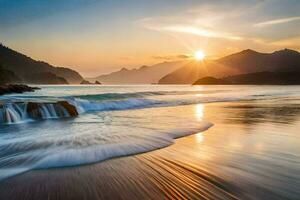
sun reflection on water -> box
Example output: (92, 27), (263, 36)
(195, 104), (205, 143)
(195, 104), (205, 121)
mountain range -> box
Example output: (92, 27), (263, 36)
(89, 48), (300, 85)
(0, 44), (83, 84)
(1, 43), (300, 85)
(88, 61), (184, 84)
(158, 49), (300, 84)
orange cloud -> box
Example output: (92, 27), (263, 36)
(152, 54), (191, 61)
(254, 16), (300, 27)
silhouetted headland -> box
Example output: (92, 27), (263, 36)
(193, 71), (300, 85)
(0, 44), (83, 84)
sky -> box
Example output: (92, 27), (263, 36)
(0, 0), (300, 77)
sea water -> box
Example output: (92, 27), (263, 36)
(0, 85), (299, 181)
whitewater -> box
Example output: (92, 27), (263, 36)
(0, 85), (300, 180)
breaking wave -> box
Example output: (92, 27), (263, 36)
(0, 88), (291, 124)
(0, 117), (213, 180)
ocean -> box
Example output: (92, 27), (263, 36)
(0, 85), (300, 199)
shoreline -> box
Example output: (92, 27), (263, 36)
(1, 99), (299, 199)
(0, 131), (239, 200)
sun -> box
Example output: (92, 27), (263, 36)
(194, 50), (205, 61)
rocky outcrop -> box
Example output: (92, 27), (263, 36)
(80, 80), (102, 85)
(0, 100), (79, 124)
(26, 101), (78, 119)
(26, 102), (44, 119)
(0, 84), (39, 95)
(80, 80), (92, 84)
(57, 101), (78, 117)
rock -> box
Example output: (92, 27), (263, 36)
(26, 102), (43, 119)
(0, 84), (39, 95)
(57, 101), (78, 117)
(80, 80), (92, 84)
(94, 81), (101, 85)
(26, 101), (78, 119)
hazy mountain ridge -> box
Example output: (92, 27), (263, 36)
(2, 43), (299, 85)
(217, 49), (300, 73)
(0, 44), (83, 84)
(90, 61), (185, 84)
(159, 49), (300, 84)
(158, 60), (239, 84)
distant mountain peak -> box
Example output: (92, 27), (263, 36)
(120, 67), (129, 72)
(218, 49), (261, 62)
(92, 61), (183, 84)
(273, 48), (299, 55)
(139, 65), (149, 70)
(240, 49), (259, 54)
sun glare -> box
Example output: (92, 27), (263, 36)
(195, 50), (205, 61)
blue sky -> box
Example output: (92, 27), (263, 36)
(1, 0), (299, 76)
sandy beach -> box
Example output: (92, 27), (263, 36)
(1, 98), (299, 200)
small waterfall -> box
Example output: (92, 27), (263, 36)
(0, 101), (78, 124)
(47, 104), (58, 118)
(0, 103), (26, 124)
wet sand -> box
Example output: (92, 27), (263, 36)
(0, 99), (300, 200)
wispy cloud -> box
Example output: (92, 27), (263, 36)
(152, 54), (190, 61)
(136, 1), (300, 58)
(162, 25), (242, 40)
(254, 16), (300, 27)
(138, 17), (242, 41)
